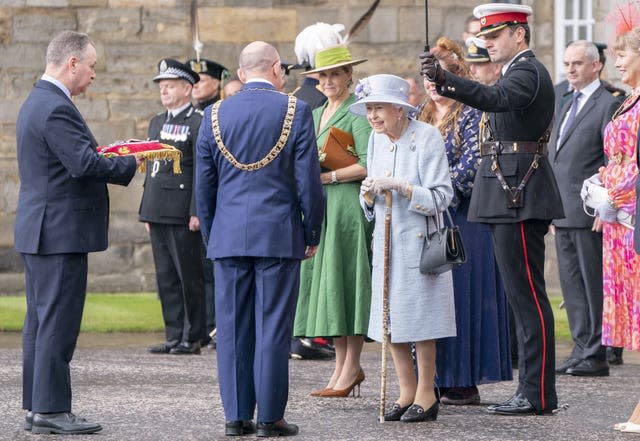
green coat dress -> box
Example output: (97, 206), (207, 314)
(293, 94), (373, 337)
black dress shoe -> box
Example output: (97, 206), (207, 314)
(170, 341), (201, 355)
(257, 419), (299, 437)
(607, 346), (624, 365)
(486, 393), (553, 415)
(384, 403), (411, 421)
(24, 410), (33, 431)
(555, 357), (581, 374)
(148, 341), (179, 354)
(400, 402), (439, 422)
(225, 420), (256, 436)
(31, 412), (102, 435)
(566, 358), (609, 377)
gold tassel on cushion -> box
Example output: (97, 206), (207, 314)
(98, 140), (182, 174)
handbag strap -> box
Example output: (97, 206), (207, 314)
(426, 188), (449, 235)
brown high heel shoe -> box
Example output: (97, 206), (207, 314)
(310, 388), (331, 397)
(319, 369), (365, 397)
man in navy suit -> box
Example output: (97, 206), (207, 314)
(14, 31), (138, 434)
(196, 41), (324, 437)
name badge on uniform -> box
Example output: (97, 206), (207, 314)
(160, 124), (190, 142)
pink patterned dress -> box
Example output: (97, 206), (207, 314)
(600, 91), (640, 351)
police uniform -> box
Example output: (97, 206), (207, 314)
(140, 59), (206, 354)
(424, 3), (563, 414)
(187, 58), (229, 110)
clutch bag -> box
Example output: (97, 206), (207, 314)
(319, 127), (358, 171)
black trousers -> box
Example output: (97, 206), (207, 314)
(149, 223), (206, 343)
(491, 220), (557, 412)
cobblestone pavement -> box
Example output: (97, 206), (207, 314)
(0, 333), (638, 441)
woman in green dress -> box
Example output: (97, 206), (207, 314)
(293, 45), (373, 397)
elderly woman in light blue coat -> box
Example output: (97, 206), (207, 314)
(350, 74), (456, 423)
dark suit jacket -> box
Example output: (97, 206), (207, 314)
(14, 80), (136, 254)
(196, 81), (324, 260)
(438, 50), (564, 223)
(549, 83), (622, 228)
(139, 105), (202, 224)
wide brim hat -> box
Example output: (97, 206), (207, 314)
(465, 37), (491, 63)
(473, 3), (532, 37)
(186, 58), (229, 81)
(348, 74), (418, 116)
(301, 45), (366, 75)
(153, 58), (200, 85)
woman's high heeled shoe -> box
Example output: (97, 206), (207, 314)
(319, 369), (365, 397)
(400, 401), (439, 422)
(310, 388), (331, 397)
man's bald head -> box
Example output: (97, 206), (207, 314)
(239, 42), (278, 75)
(237, 41), (283, 88)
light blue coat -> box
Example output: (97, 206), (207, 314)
(362, 119), (456, 343)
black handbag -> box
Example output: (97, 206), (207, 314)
(419, 188), (467, 275)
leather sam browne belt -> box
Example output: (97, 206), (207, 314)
(480, 141), (548, 156)
(481, 141), (548, 209)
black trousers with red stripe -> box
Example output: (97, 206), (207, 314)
(491, 220), (557, 413)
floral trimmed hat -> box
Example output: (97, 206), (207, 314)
(348, 74), (418, 116)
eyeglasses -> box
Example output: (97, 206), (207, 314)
(272, 59), (288, 78)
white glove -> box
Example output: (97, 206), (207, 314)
(360, 177), (375, 207)
(370, 177), (412, 198)
(595, 201), (618, 223)
(580, 173), (602, 201)
(360, 177), (374, 196)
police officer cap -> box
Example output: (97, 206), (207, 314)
(465, 37), (491, 63)
(187, 59), (228, 81)
(153, 58), (200, 85)
(473, 3), (532, 37)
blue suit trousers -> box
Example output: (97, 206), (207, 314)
(214, 257), (300, 423)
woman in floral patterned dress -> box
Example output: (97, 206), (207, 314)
(594, 12), (640, 432)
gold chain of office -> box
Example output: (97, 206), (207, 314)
(210, 94), (297, 171)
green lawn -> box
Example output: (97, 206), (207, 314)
(0, 292), (571, 341)
(0, 293), (164, 332)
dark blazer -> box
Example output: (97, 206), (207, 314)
(549, 84), (621, 228)
(139, 105), (202, 224)
(14, 80), (136, 254)
(196, 82), (324, 260)
(438, 50), (564, 223)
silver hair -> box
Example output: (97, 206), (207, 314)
(567, 40), (600, 63)
(46, 30), (93, 66)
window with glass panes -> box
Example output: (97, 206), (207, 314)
(554, 0), (595, 82)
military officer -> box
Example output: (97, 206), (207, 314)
(187, 58), (228, 110)
(141, 59), (206, 355)
(421, 3), (564, 415)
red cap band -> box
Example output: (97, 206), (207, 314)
(479, 12), (528, 29)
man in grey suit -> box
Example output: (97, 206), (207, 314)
(549, 40), (621, 377)
(15, 30), (138, 434)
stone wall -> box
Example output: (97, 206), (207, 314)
(0, 0), (580, 294)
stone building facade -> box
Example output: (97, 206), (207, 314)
(0, 0), (621, 293)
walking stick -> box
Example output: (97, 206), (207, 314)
(379, 190), (392, 423)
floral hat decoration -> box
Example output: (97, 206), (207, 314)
(348, 74), (418, 116)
